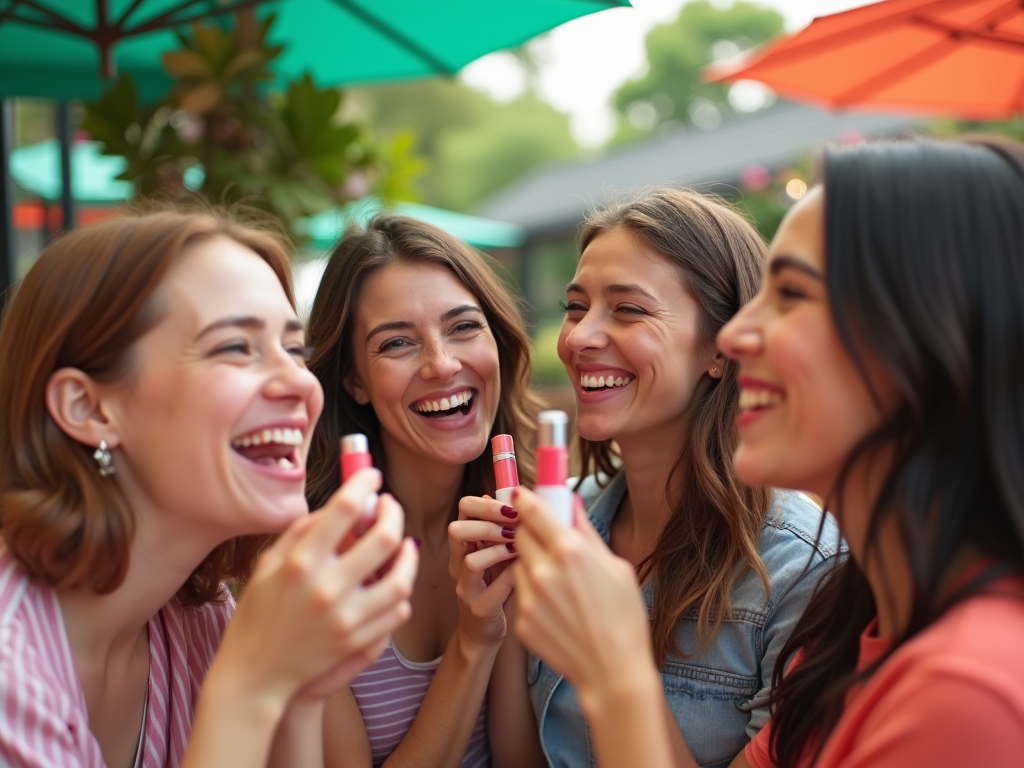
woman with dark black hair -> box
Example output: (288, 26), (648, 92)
(509, 137), (1024, 768)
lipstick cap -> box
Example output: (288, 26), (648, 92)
(537, 411), (568, 448)
(341, 433), (369, 454)
(491, 434), (515, 461)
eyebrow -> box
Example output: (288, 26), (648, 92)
(365, 305), (482, 342)
(195, 316), (303, 341)
(769, 255), (824, 281)
(565, 282), (659, 302)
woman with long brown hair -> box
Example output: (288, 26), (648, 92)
(505, 188), (842, 768)
(0, 208), (418, 767)
(305, 215), (543, 768)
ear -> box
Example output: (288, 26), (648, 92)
(45, 367), (121, 449)
(343, 372), (370, 406)
(708, 350), (726, 380)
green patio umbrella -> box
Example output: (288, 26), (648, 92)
(0, 0), (629, 100)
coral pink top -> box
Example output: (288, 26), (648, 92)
(746, 578), (1024, 768)
(0, 545), (233, 767)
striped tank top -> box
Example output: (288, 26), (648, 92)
(350, 641), (490, 767)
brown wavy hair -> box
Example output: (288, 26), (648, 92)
(305, 215), (541, 513)
(575, 188), (772, 665)
(0, 206), (294, 606)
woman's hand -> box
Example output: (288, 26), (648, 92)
(448, 495), (520, 651)
(511, 487), (657, 704)
(209, 469), (418, 714)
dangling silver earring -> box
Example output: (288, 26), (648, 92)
(93, 440), (115, 477)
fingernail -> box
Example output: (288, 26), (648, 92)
(501, 526), (516, 539)
(500, 505), (518, 518)
(511, 488), (519, 502)
(412, 537), (421, 550)
(506, 542), (517, 553)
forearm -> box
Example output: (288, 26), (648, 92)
(578, 669), (677, 768)
(268, 698), (325, 768)
(487, 634), (545, 768)
(383, 632), (499, 768)
(181, 663), (287, 768)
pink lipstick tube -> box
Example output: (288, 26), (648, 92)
(491, 434), (519, 506)
(535, 411), (573, 526)
(341, 433), (378, 520)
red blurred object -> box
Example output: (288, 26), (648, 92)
(705, 0), (1024, 120)
(13, 203), (115, 231)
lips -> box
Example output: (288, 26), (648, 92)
(410, 388), (475, 419)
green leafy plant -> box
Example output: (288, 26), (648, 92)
(81, 12), (420, 238)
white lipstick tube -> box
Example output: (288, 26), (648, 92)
(535, 411), (572, 526)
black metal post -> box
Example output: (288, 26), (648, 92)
(0, 99), (15, 312)
(57, 100), (76, 233)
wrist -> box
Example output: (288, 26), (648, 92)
(202, 655), (290, 732)
(576, 662), (663, 725)
(454, 626), (503, 665)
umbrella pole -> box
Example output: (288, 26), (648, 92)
(0, 99), (15, 311)
(57, 101), (76, 233)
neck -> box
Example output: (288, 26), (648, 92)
(616, 430), (684, 556)
(58, 502), (224, 668)
(382, 437), (465, 547)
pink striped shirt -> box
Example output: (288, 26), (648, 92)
(0, 545), (233, 767)
(350, 642), (490, 767)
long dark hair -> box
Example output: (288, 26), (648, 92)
(305, 215), (541, 512)
(575, 188), (772, 665)
(769, 138), (1024, 767)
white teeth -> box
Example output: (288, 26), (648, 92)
(277, 457), (294, 469)
(413, 390), (474, 413)
(738, 389), (784, 413)
(580, 374), (632, 390)
(231, 427), (304, 449)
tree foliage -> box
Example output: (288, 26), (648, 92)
(612, 1), (783, 141)
(80, 13), (416, 235)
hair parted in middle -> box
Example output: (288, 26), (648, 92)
(575, 187), (772, 666)
(305, 214), (542, 512)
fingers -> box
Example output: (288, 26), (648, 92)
(343, 537), (418, 625)
(459, 494), (519, 524)
(332, 491), (405, 585)
(305, 468), (384, 557)
(255, 512), (317, 574)
(448, 519), (516, 547)
(512, 487), (566, 548)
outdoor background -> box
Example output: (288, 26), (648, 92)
(7, 0), (1022, 411)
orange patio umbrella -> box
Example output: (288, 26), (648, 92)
(705, 0), (1024, 120)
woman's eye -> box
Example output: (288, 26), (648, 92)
(453, 320), (483, 334)
(214, 341), (251, 356)
(288, 345), (313, 364)
(778, 284), (807, 301)
(379, 337), (410, 352)
(616, 304), (646, 315)
(559, 300), (587, 313)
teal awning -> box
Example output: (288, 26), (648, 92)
(295, 199), (526, 251)
(10, 139), (131, 202)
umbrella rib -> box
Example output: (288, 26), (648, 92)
(911, 14), (1024, 49)
(0, 0), (89, 36)
(833, 34), (962, 104)
(114, 0), (149, 31)
(122, 0), (270, 37)
(329, 0), (457, 76)
(732, 0), (976, 67)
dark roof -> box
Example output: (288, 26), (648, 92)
(476, 102), (920, 238)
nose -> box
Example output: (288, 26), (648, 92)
(420, 339), (461, 381)
(717, 301), (763, 362)
(563, 309), (608, 354)
(264, 346), (321, 405)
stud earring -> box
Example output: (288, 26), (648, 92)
(711, 366), (720, 376)
(93, 440), (115, 477)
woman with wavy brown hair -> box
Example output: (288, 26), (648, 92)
(506, 188), (843, 768)
(0, 208), (418, 767)
(305, 215), (543, 768)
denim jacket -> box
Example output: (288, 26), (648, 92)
(528, 471), (845, 768)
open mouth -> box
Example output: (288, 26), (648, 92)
(231, 427), (303, 469)
(738, 389), (783, 414)
(580, 374), (633, 392)
(411, 389), (475, 419)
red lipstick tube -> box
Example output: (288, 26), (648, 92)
(491, 434), (519, 506)
(535, 411), (572, 526)
(341, 433), (378, 521)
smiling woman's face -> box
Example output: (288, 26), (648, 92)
(104, 235), (323, 538)
(717, 188), (897, 498)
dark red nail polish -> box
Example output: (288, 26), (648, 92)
(511, 488), (520, 502)
(500, 505), (518, 518)
(501, 526), (516, 539)
(412, 537), (421, 550)
(506, 542), (517, 553)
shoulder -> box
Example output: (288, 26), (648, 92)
(576, 471), (625, 539)
(761, 489), (845, 563)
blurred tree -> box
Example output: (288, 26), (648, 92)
(80, 12), (419, 239)
(611, 1), (783, 143)
(350, 56), (578, 212)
